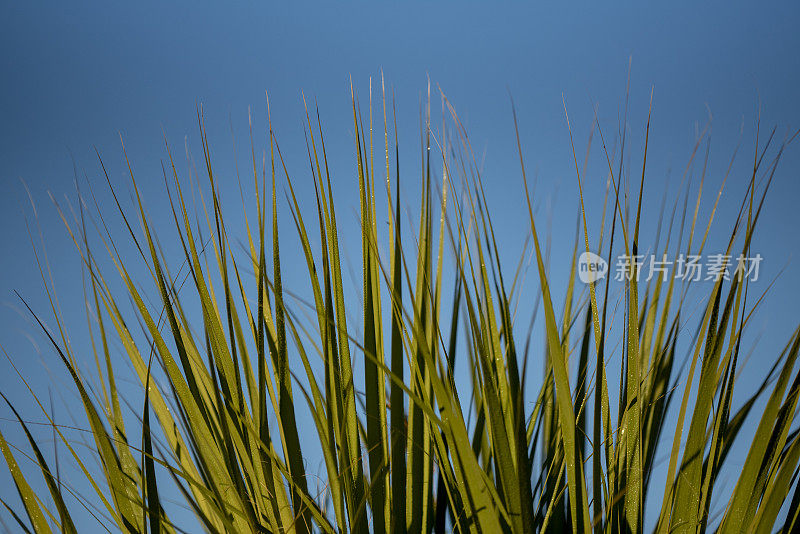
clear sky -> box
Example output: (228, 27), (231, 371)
(2, 2), (800, 531)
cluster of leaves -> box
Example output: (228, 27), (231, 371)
(2, 83), (800, 533)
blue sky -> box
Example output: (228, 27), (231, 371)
(2, 2), (800, 531)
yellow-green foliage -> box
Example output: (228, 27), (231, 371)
(2, 84), (800, 533)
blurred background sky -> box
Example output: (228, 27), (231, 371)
(2, 2), (800, 531)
